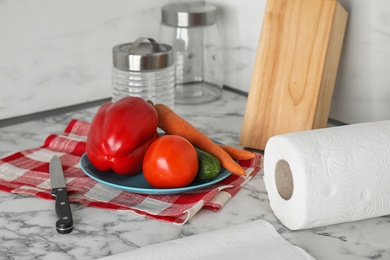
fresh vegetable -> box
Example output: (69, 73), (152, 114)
(86, 97), (159, 176)
(218, 145), (255, 160)
(153, 103), (246, 176)
(195, 148), (221, 182)
(143, 135), (198, 188)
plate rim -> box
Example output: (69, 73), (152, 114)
(80, 153), (231, 195)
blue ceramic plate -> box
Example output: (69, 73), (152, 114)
(80, 153), (231, 195)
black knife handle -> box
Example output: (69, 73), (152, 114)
(52, 187), (73, 234)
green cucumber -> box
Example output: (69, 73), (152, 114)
(195, 148), (221, 182)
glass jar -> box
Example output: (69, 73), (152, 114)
(111, 37), (175, 108)
(159, 3), (223, 104)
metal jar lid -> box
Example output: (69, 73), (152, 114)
(112, 37), (173, 71)
(161, 3), (217, 28)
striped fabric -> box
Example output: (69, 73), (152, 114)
(0, 120), (262, 224)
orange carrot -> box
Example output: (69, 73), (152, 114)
(218, 145), (255, 160)
(154, 103), (246, 176)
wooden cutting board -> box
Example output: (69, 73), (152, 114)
(240, 0), (348, 150)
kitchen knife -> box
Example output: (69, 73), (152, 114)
(49, 155), (73, 234)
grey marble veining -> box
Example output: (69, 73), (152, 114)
(0, 90), (389, 260)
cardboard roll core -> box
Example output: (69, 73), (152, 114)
(275, 160), (294, 200)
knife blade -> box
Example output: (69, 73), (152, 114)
(49, 155), (73, 234)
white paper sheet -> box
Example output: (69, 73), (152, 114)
(99, 219), (314, 260)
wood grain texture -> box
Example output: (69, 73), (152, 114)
(240, 0), (348, 150)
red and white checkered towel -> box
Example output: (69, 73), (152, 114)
(0, 120), (262, 224)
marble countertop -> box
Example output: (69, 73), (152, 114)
(1, 90), (389, 260)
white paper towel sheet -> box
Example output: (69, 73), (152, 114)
(264, 120), (390, 230)
(99, 219), (314, 260)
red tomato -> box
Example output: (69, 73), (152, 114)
(142, 135), (198, 188)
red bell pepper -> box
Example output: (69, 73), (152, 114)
(86, 97), (159, 175)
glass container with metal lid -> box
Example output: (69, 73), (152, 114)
(111, 37), (175, 108)
(159, 2), (223, 104)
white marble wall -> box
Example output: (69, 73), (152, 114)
(330, 0), (390, 123)
(209, 0), (266, 93)
(0, 0), (172, 120)
(215, 0), (390, 124)
(1, 0), (389, 124)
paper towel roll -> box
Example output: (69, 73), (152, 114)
(264, 120), (390, 230)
